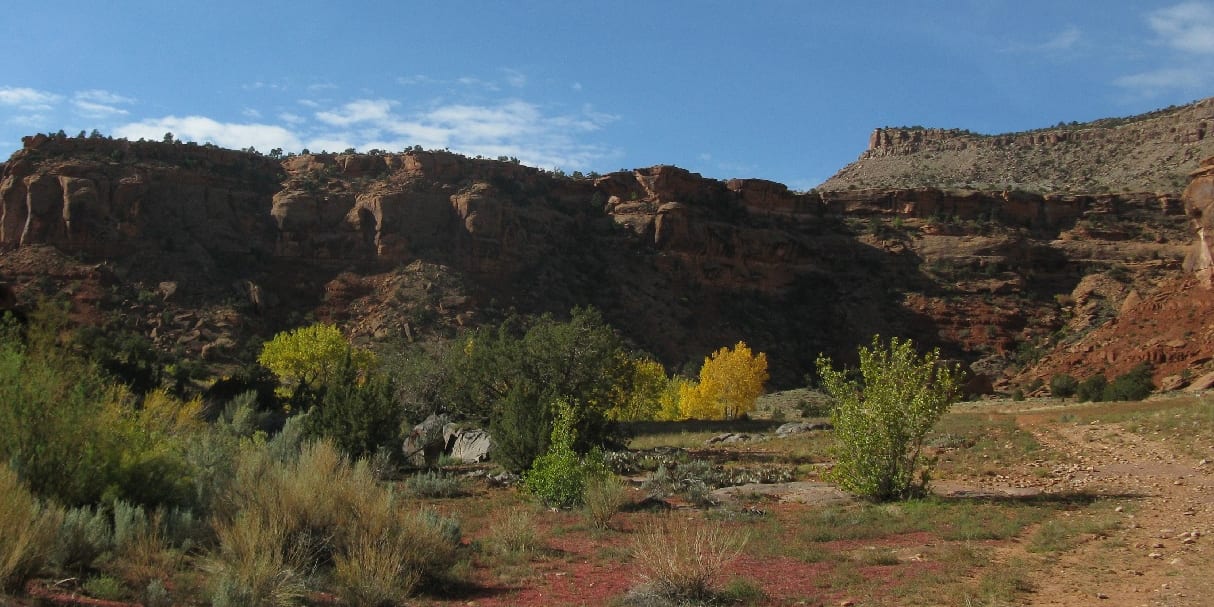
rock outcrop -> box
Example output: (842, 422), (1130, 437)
(0, 133), (1202, 390)
(1183, 157), (1214, 286)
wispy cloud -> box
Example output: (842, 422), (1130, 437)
(1148, 1), (1214, 53)
(72, 89), (134, 118)
(1003, 26), (1082, 53)
(1040, 26), (1082, 52)
(1114, 67), (1206, 90)
(0, 86), (62, 111)
(306, 97), (620, 169)
(1115, 2), (1214, 97)
(501, 68), (527, 88)
(113, 116), (303, 152)
(110, 95), (620, 170)
(315, 99), (396, 126)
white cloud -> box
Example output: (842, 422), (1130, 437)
(113, 115), (303, 152)
(242, 108), (262, 119)
(1149, 2), (1214, 53)
(298, 96), (619, 170)
(315, 99), (395, 126)
(0, 87), (62, 111)
(102, 91), (620, 171)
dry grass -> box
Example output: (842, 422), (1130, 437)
(583, 476), (630, 529)
(630, 516), (748, 601)
(206, 440), (460, 606)
(484, 508), (541, 557)
(0, 463), (59, 592)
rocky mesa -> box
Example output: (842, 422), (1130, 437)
(4, 98), (1214, 393)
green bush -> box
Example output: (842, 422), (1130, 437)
(816, 336), (961, 501)
(1050, 374), (1078, 398)
(1104, 363), (1154, 401)
(524, 400), (609, 508)
(1075, 374), (1108, 402)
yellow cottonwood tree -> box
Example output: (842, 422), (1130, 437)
(607, 356), (670, 421)
(258, 323), (377, 396)
(678, 342), (769, 420)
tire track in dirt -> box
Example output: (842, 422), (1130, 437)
(1014, 418), (1213, 606)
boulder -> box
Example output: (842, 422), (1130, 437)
(402, 414), (449, 467)
(449, 428), (493, 463)
(705, 432), (754, 445)
(774, 421), (833, 437)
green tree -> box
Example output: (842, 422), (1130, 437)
(304, 354), (402, 459)
(816, 336), (961, 501)
(607, 356), (670, 422)
(1103, 363), (1154, 401)
(1049, 373), (1078, 398)
(448, 308), (630, 472)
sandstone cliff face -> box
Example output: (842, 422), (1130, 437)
(0, 135), (1196, 388)
(824, 97), (1214, 194)
(1183, 157), (1214, 285)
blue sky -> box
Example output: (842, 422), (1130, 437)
(2, 1), (1212, 190)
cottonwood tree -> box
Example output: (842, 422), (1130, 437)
(816, 336), (960, 501)
(678, 342), (768, 420)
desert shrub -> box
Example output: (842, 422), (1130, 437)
(630, 517), (747, 602)
(207, 440), (462, 605)
(484, 509), (539, 556)
(524, 399), (609, 508)
(642, 460), (722, 507)
(1076, 374), (1108, 402)
(83, 575), (126, 600)
(1050, 373), (1078, 398)
(333, 507), (460, 607)
(0, 463), (60, 591)
(583, 475), (630, 529)
(405, 471), (466, 498)
(53, 505), (113, 573)
(816, 335), (961, 501)
(1104, 363), (1154, 401)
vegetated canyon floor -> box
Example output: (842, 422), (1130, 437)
(399, 393), (1214, 607)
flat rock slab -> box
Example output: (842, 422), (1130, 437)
(931, 481), (1043, 499)
(711, 481), (856, 506)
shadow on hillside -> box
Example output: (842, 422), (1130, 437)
(937, 488), (1145, 505)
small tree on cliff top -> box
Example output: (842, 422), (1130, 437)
(816, 336), (960, 501)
